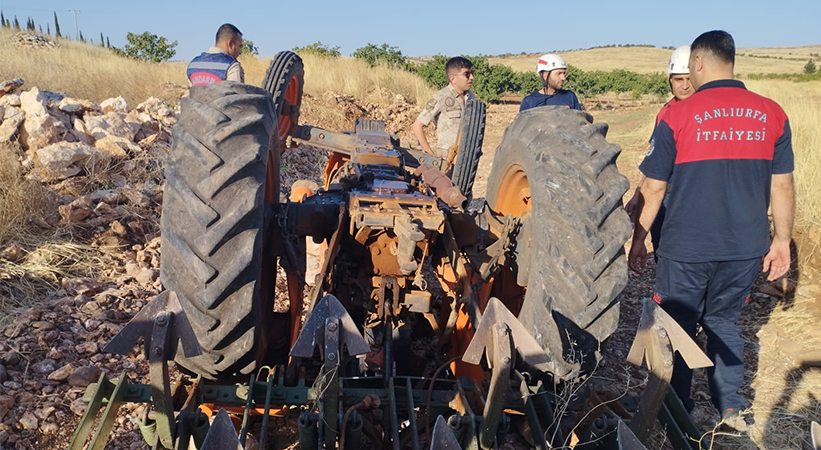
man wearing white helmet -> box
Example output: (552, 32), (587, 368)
(625, 45), (693, 253)
(519, 53), (582, 112)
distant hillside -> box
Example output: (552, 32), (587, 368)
(484, 45), (821, 76)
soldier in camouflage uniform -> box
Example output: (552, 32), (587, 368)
(412, 57), (475, 157)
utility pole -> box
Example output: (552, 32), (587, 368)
(69, 9), (79, 40)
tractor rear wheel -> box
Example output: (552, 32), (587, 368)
(486, 106), (632, 380)
(160, 82), (278, 380)
(451, 99), (486, 200)
(262, 51), (304, 153)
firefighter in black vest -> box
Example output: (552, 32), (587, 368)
(187, 24), (245, 86)
(628, 30), (795, 432)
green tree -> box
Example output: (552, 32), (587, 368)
(27, 17), (35, 31)
(100, 32), (105, 47)
(0, 11), (5, 29)
(54, 12), (61, 38)
(47, 23), (51, 35)
(106, 37), (110, 48)
(804, 59), (817, 74)
(119, 31), (178, 62)
(13, 16), (20, 31)
(292, 41), (341, 58)
(79, 31), (85, 42)
(241, 39), (258, 55)
(353, 43), (407, 68)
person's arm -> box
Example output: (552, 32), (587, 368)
(762, 173), (794, 280)
(412, 120), (435, 155)
(624, 175), (647, 224)
(226, 62), (244, 83)
(628, 177), (667, 274)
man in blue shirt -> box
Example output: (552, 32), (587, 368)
(187, 24), (245, 86)
(519, 54), (581, 111)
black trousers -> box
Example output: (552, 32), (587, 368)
(653, 256), (760, 413)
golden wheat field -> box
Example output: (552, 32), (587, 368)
(490, 45), (820, 75)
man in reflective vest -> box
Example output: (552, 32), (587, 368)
(187, 23), (245, 86)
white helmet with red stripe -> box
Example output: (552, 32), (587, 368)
(667, 45), (690, 76)
(536, 54), (567, 75)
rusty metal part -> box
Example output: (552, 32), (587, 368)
(413, 164), (467, 209)
(200, 408), (243, 450)
(351, 192), (445, 232)
(340, 394), (380, 450)
(307, 206), (347, 310)
(395, 213), (426, 275)
(627, 299), (712, 442)
(430, 415), (462, 450)
(104, 290), (201, 360)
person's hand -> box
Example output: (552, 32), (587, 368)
(628, 240), (648, 274)
(624, 189), (643, 224)
(763, 238), (791, 281)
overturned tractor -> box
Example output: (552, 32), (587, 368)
(69, 52), (711, 450)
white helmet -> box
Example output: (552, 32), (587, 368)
(667, 45), (690, 76)
(536, 54), (567, 75)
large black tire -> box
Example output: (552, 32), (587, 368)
(452, 99), (486, 199)
(262, 51), (304, 151)
(486, 106), (632, 379)
(160, 82), (276, 379)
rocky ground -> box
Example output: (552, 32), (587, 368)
(0, 78), (818, 449)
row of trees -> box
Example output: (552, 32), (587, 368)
(292, 41), (670, 102)
(0, 10), (115, 48)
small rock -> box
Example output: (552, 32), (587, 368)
(101, 191), (123, 204)
(20, 113), (61, 150)
(84, 112), (138, 141)
(19, 87), (48, 117)
(59, 198), (93, 222)
(0, 78), (24, 96)
(31, 358), (57, 374)
(68, 366), (102, 387)
(3, 380), (22, 389)
(0, 365), (6, 383)
(33, 141), (94, 181)
(1, 352), (20, 366)
(110, 220), (127, 237)
(135, 268), (157, 285)
(19, 412), (38, 430)
(0, 243), (25, 263)
(32, 321), (55, 330)
(83, 318), (102, 331)
(72, 117), (95, 144)
(34, 406), (55, 421)
(0, 430), (8, 445)
(95, 135), (136, 158)
(100, 96), (128, 114)
(0, 112), (24, 142)
(47, 364), (74, 381)
(0, 92), (21, 107)
(74, 342), (99, 356)
(40, 422), (59, 434)
(63, 278), (103, 296)
(46, 348), (64, 360)
(70, 398), (88, 416)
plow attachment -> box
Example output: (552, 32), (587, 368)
(69, 296), (713, 450)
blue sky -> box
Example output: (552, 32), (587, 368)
(1, 0), (819, 60)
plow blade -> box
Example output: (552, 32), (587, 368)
(430, 415), (463, 450)
(200, 409), (243, 450)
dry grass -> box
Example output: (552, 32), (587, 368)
(0, 28), (187, 105)
(745, 79), (821, 271)
(242, 52), (435, 107)
(0, 145), (104, 324)
(490, 46), (816, 75)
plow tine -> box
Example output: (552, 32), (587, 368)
(258, 370), (276, 450)
(201, 408), (244, 450)
(430, 415), (463, 450)
(239, 373), (256, 447)
(812, 421), (820, 450)
(67, 373), (129, 450)
(617, 420), (647, 450)
(388, 377), (401, 450)
(406, 377), (421, 450)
